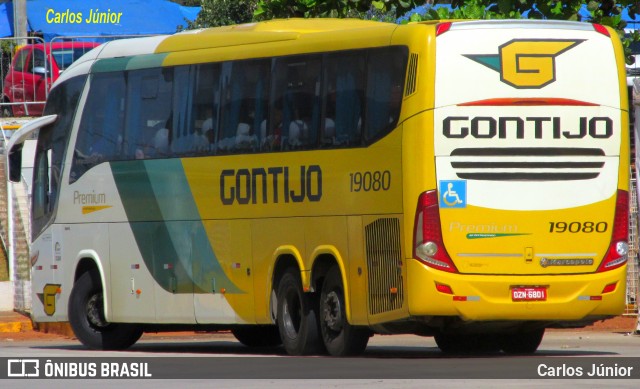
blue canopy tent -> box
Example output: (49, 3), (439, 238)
(1, 0), (201, 41)
(0, 2), (14, 37)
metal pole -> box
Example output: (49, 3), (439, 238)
(12, 0), (28, 44)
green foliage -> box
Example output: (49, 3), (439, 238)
(253, 0), (423, 20)
(180, 1), (640, 63)
(182, 0), (256, 29)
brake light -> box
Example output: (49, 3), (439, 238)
(436, 22), (452, 36)
(413, 190), (458, 273)
(597, 190), (629, 272)
(592, 23), (610, 37)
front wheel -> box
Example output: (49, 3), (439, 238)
(319, 266), (370, 356)
(68, 270), (142, 350)
(276, 269), (324, 355)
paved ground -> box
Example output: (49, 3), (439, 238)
(0, 310), (639, 342)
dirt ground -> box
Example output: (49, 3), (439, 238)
(0, 315), (638, 343)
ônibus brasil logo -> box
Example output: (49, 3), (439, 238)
(464, 39), (584, 89)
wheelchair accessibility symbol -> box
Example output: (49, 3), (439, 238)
(439, 180), (467, 208)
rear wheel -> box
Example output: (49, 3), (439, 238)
(276, 269), (323, 355)
(499, 328), (545, 354)
(231, 325), (282, 347)
(319, 266), (370, 356)
(68, 270), (142, 350)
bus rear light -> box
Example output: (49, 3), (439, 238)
(597, 190), (629, 272)
(435, 282), (454, 295)
(601, 282), (617, 294)
(413, 190), (458, 273)
(436, 22), (452, 36)
(592, 23), (610, 37)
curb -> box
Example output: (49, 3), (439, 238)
(35, 322), (75, 338)
(0, 320), (33, 333)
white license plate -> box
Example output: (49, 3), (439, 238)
(511, 287), (547, 301)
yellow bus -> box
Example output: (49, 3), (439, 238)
(7, 18), (630, 356)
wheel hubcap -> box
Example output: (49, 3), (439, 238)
(86, 293), (108, 328)
(323, 291), (343, 332)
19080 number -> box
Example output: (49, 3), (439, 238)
(349, 171), (391, 192)
(548, 221), (608, 233)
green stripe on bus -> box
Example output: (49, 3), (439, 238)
(91, 57), (132, 73)
(91, 53), (168, 73)
(126, 53), (169, 71)
(111, 160), (243, 295)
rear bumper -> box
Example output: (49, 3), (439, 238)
(407, 258), (627, 321)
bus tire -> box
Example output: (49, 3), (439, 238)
(231, 325), (282, 347)
(68, 270), (142, 350)
(276, 269), (323, 355)
(499, 328), (545, 354)
(319, 266), (370, 356)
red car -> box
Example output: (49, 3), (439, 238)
(1, 41), (99, 117)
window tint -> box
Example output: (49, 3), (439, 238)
(71, 72), (125, 182)
(365, 47), (406, 141)
(171, 64), (221, 155)
(218, 59), (269, 153)
(12, 48), (29, 72)
(65, 45), (408, 172)
(124, 68), (173, 159)
(32, 75), (87, 238)
(272, 55), (321, 150)
(325, 52), (365, 147)
(27, 48), (46, 72)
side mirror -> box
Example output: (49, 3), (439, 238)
(32, 66), (50, 77)
(8, 142), (23, 182)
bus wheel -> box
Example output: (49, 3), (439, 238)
(231, 325), (282, 347)
(68, 270), (142, 350)
(319, 266), (370, 356)
(499, 328), (545, 354)
(276, 269), (323, 355)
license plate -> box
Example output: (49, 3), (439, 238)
(511, 287), (547, 301)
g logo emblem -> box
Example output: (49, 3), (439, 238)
(465, 39), (584, 89)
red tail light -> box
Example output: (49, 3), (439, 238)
(413, 190), (458, 273)
(597, 190), (629, 272)
(592, 23), (610, 37)
(436, 22), (452, 36)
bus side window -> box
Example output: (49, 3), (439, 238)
(192, 63), (220, 154)
(365, 47), (408, 142)
(272, 55), (321, 150)
(325, 52), (365, 147)
(219, 60), (268, 154)
(71, 72), (124, 182)
(124, 69), (173, 159)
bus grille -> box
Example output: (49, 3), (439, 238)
(449, 147), (605, 181)
(365, 218), (404, 315)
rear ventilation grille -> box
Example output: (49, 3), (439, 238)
(405, 53), (418, 97)
(450, 147), (606, 181)
(365, 218), (403, 315)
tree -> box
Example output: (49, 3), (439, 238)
(182, 0), (257, 29)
